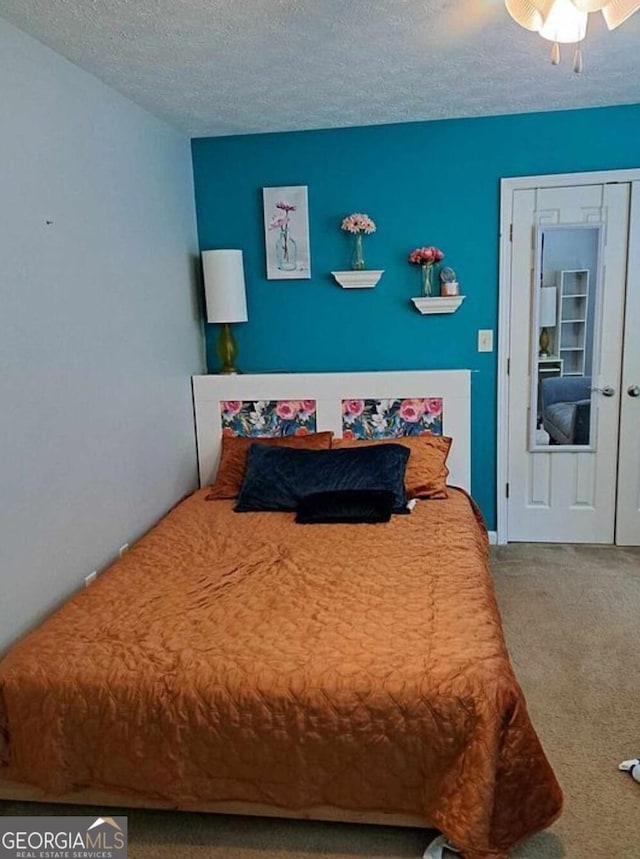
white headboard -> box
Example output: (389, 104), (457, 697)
(192, 370), (471, 490)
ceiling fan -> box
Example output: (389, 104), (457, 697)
(505, 0), (640, 71)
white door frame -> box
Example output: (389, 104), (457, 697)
(497, 167), (640, 545)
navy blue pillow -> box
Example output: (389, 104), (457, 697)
(296, 490), (395, 524)
(235, 444), (410, 513)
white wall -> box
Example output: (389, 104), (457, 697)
(0, 18), (204, 651)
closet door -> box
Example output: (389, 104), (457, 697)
(615, 182), (640, 546)
(507, 183), (629, 543)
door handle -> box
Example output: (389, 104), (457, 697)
(591, 385), (616, 397)
(628, 385), (640, 398)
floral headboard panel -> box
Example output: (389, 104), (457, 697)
(341, 398), (443, 440)
(192, 371), (471, 490)
(220, 399), (317, 437)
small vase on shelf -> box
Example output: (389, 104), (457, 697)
(352, 233), (365, 271)
(341, 214), (375, 272)
(421, 264), (435, 297)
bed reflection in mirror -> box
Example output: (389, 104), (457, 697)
(531, 224), (602, 449)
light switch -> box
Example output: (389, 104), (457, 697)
(478, 329), (494, 352)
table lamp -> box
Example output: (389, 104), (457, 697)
(202, 249), (248, 374)
(539, 286), (557, 357)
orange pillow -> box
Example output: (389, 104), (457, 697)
(332, 435), (451, 499)
(206, 432), (334, 500)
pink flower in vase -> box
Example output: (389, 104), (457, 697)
(340, 214), (376, 235)
(408, 246), (445, 266)
(341, 214), (377, 271)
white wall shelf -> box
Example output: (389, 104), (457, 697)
(331, 270), (384, 289)
(411, 295), (465, 315)
(558, 269), (590, 376)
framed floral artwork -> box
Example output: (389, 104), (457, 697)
(220, 399), (317, 437)
(263, 186), (311, 280)
(342, 398), (443, 439)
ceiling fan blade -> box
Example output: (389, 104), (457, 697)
(600, 0), (640, 28)
(571, 1), (609, 10)
(504, 0), (554, 30)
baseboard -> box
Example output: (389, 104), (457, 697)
(488, 531), (498, 545)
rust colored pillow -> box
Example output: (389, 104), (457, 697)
(206, 432), (333, 500)
(332, 435), (451, 499)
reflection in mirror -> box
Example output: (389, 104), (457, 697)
(531, 225), (601, 450)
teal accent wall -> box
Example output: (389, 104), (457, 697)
(191, 103), (640, 529)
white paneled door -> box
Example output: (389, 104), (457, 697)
(507, 183), (631, 543)
(615, 184), (640, 546)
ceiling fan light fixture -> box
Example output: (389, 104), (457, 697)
(538, 0), (589, 41)
(506, 0), (589, 41)
(506, 0), (640, 34)
(506, 0), (640, 69)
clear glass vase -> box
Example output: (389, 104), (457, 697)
(352, 233), (365, 271)
(421, 264), (434, 297)
(276, 228), (297, 272)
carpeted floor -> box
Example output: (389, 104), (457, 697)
(2, 544), (639, 858)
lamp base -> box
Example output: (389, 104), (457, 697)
(539, 326), (550, 358)
(218, 322), (240, 375)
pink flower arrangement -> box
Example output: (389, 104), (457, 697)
(221, 400), (242, 416)
(341, 213), (376, 235)
(409, 247), (445, 296)
(408, 246), (445, 266)
(341, 214), (376, 270)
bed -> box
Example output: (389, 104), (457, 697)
(0, 371), (562, 859)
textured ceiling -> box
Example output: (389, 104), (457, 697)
(1, 0), (639, 137)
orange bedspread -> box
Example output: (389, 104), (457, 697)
(0, 489), (561, 858)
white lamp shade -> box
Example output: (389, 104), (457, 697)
(540, 286), (558, 327)
(202, 249), (248, 324)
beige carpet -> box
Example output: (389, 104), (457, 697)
(2, 543), (639, 858)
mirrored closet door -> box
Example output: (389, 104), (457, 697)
(507, 181), (640, 545)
